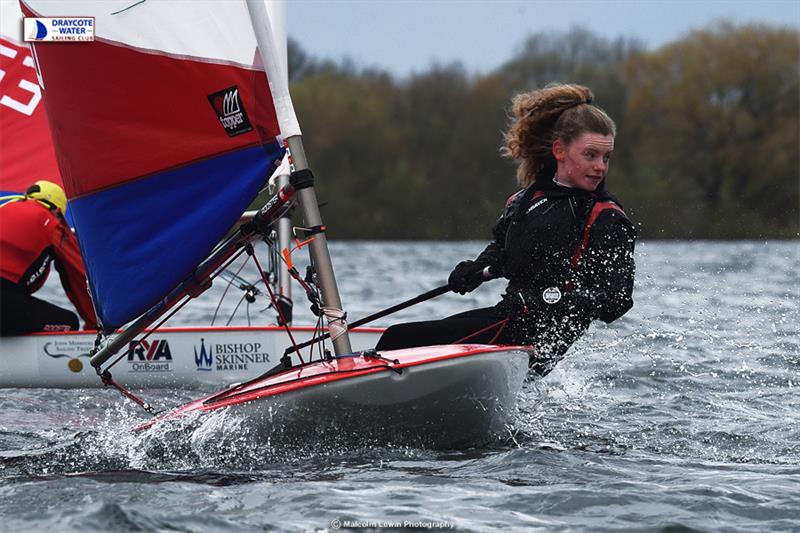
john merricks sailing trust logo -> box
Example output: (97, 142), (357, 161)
(194, 338), (213, 371)
(207, 86), (252, 137)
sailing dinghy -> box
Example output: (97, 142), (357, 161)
(0, 0), (382, 388)
(24, 0), (533, 446)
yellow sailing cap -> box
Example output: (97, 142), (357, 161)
(26, 180), (67, 215)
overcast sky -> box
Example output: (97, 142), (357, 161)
(287, 0), (800, 77)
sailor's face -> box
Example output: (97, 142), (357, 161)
(553, 132), (614, 192)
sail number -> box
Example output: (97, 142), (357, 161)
(0, 38), (41, 116)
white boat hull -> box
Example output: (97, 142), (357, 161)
(0, 326), (383, 388)
(145, 345), (533, 448)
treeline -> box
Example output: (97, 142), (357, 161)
(286, 23), (799, 240)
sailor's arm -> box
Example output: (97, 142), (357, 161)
(578, 214), (636, 323)
(449, 208), (509, 293)
(473, 208), (510, 273)
(51, 223), (98, 329)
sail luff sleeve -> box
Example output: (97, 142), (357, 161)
(247, 0), (301, 139)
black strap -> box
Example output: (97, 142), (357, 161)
(290, 169), (315, 190)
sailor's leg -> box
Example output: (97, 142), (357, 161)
(375, 307), (505, 351)
(1, 282), (79, 335)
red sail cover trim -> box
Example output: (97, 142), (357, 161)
(0, 37), (63, 193)
(27, 33), (281, 199)
(570, 201), (625, 269)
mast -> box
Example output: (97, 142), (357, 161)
(276, 169), (293, 321)
(246, 0), (352, 355)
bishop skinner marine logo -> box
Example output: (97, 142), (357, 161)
(195, 338), (213, 371)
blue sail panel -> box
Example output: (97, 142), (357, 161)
(69, 143), (284, 329)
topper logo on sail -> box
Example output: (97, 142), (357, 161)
(208, 86), (253, 137)
(23, 18), (94, 42)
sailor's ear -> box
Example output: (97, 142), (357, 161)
(552, 138), (566, 161)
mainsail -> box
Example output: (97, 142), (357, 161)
(21, 0), (289, 329)
(0, 0), (62, 195)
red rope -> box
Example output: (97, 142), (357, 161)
(454, 318), (510, 344)
(250, 250), (305, 364)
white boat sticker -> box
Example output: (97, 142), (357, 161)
(24, 17), (95, 43)
(542, 287), (562, 304)
(193, 338), (272, 372)
(125, 339), (174, 373)
(40, 338), (94, 374)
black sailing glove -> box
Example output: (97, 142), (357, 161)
(448, 260), (485, 294)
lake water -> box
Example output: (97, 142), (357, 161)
(1, 241), (798, 532)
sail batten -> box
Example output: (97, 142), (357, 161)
(23, 0), (287, 328)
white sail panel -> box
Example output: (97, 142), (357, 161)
(25, 0), (262, 68)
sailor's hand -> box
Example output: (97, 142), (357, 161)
(448, 260), (485, 294)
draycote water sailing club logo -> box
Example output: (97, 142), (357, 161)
(207, 86), (252, 137)
(194, 339), (270, 372)
(127, 339), (173, 373)
(23, 18), (95, 42)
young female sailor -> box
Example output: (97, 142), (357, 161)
(376, 84), (636, 376)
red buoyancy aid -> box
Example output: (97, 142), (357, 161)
(570, 200), (626, 269)
(0, 199), (97, 328)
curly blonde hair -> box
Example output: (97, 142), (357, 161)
(501, 84), (616, 187)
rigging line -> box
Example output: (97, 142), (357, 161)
(218, 270), (268, 296)
(313, 284), (329, 361)
(226, 292), (248, 327)
(310, 311), (322, 362)
(101, 293), (194, 372)
(249, 247), (305, 364)
(218, 260), (262, 286)
(212, 255), (250, 326)
(103, 248), (246, 372)
(110, 0), (146, 15)
(218, 270), (260, 290)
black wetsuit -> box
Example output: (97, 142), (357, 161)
(376, 178), (636, 376)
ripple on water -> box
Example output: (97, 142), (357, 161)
(1, 242), (798, 531)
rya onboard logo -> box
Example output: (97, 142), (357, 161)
(208, 86), (253, 137)
(127, 339), (173, 373)
(23, 18), (94, 42)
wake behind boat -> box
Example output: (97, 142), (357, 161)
(21, 0), (534, 448)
